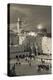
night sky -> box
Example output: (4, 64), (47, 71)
(9, 4), (51, 33)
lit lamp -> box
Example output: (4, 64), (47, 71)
(37, 24), (47, 36)
(28, 32), (37, 37)
(37, 24), (43, 31)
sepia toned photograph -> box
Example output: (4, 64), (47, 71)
(7, 4), (52, 76)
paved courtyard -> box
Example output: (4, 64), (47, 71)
(9, 55), (52, 76)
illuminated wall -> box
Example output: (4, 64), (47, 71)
(42, 36), (52, 54)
